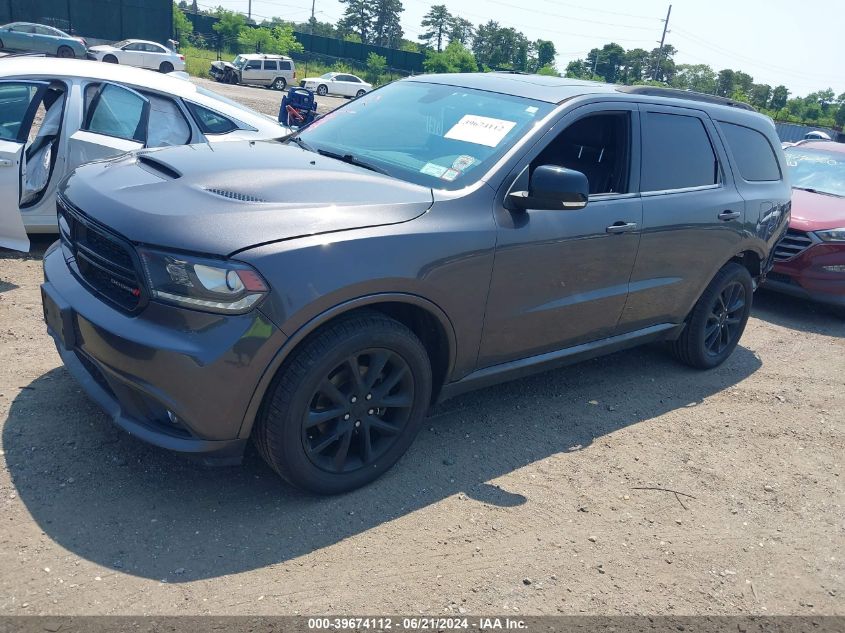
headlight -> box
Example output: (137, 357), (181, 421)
(138, 248), (268, 314)
(815, 228), (845, 242)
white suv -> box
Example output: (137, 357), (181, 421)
(210, 54), (296, 90)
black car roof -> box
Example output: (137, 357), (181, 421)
(404, 73), (762, 119)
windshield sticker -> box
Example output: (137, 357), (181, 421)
(444, 115), (517, 147)
(525, 106), (539, 114)
(420, 162), (448, 178)
(441, 168), (461, 182)
(452, 154), (477, 171)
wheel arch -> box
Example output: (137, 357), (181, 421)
(237, 293), (458, 439)
(731, 248), (764, 282)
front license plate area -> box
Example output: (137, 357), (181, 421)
(41, 283), (76, 351)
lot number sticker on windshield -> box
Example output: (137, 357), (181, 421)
(444, 115), (517, 147)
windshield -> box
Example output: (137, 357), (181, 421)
(320, 73), (336, 79)
(232, 55), (248, 69)
(112, 39), (131, 48)
(784, 146), (845, 197)
(297, 81), (553, 189)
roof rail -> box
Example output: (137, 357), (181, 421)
(616, 85), (757, 111)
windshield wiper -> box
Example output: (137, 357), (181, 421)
(286, 135), (316, 153)
(316, 149), (390, 176)
(793, 186), (842, 197)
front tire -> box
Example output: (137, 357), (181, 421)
(671, 262), (753, 369)
(254, 310), (432, 494)
(103, 54), (118, 64)
(316, 84), (328, 96)
(57, 45), (75, 58)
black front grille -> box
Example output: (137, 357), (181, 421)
(58, 196), (146, 313)
(773, 229), (815, 262)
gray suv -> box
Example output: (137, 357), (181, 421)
(41, 74), (790, 493)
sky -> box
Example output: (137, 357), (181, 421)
(204, 0), (844, 98)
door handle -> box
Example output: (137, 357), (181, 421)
(606, 221), (638, 234)
(0, 159), (12, 168)
(718, 210), (741, 221)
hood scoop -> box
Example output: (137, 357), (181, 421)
(203, 187), (267, 203)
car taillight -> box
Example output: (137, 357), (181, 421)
(179, 54), (185, 61)
(293, 71), (296, 79)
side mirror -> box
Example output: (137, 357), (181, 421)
(508, 165), (589, 211)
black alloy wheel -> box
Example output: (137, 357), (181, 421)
(704, 281), (746, 357)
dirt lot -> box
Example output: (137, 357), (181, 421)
(191, 76), (349, 118)
(0, 235), (842, 617)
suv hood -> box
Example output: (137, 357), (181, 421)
(60, 141), (434, 255)
(790, 187), (845, 232)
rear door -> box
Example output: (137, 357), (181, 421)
(617, 104), (745, 331)
(143, 42), (168, 70)
(66, 82), (149, 173)
(0, 80), (48, 251)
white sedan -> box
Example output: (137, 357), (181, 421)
(88, 39), (185, 73)
(301, 72), (372, 98)
(0, 57), (289, 251)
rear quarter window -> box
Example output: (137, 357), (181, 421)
(641, 111), (719, 192)
(718, 121), (781, 182)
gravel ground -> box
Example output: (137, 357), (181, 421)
(191, 76), (349, 118)
(0, 236), (842, 616)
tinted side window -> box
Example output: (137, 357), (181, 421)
(718, 121), (781, 182)
(186, 102), (237, 134)
(245, 60), (261, 70)
(264, 60), (278, 70)
(279, 61), (291, 70)
(641, 112), (718, 192)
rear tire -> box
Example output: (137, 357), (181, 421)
(159, 61), (173, 73)
(316, 84), (328, 96)
(271, 77), (286, 90)
(254, 310), (432, 494)
(355, 89), (366, 98)
(103, 54), (118, 64)
(57, 45), (75, 58)
(671, 262), (753, 369)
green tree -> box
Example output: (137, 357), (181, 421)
(586, 42), (626, 83)
(536, 64), (558, 76)
(238, 24), (303, 55)
(420, 4), (452, 52)
(365, 51), (387, 83)
(749, 83), (772, 109)
(531, 39), (555, 72)
(213, 8), (246, 47)
(173, 3), (193, 40)
(834, 101), (845, 127)
(302, 17), (336, 38)
(621, 48), (650, 84)
(447, 16), (474, 47)
(338, 0), (374, 44)
(671, 64), (717, 94)
(648, 44), (676, 82)
(770, 85), (789, 110)
(423, 40), (476, 73)
(716, 69), (736, 97)
(371, 0), (404, 48)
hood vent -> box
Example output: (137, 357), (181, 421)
(203, 188), (267, 203)
(137, 155), (181, 180)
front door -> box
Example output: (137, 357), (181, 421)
(478, 103), (643, 367)
(0, 80), (49, 251)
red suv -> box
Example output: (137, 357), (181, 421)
(767, 140), (845, 311)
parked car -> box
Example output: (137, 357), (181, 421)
(0, 22), (87, 58)
(301, 72), (371, 97)
(210, 54), (295, 90)
(0, 57), (289, 250)
(39, 74), (789, 493)
(766, 140), (845, 311)
(87, 39), (184, 73)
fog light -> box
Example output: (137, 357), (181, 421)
(821, 265), (845, 273)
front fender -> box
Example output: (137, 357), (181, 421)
(237, 292), (458, 439)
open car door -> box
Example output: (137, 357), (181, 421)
(0, 80), (50, 252)
(66, 82), (149, 174)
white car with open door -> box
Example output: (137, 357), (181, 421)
(87, 39), (185, 73)
(301, 72), (372, 98)
(0, 57), (289, 251)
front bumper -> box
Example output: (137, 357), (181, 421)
(768, 241), (845, 307)
(42, 243), (287, 462)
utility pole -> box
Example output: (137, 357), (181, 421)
(305, 0), (315, 77)
(248, 0), (252, 21)
(653, 3), (672, 81)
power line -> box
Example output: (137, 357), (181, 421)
(537, 0), (663, 21)
(486, 0), (659, 31)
